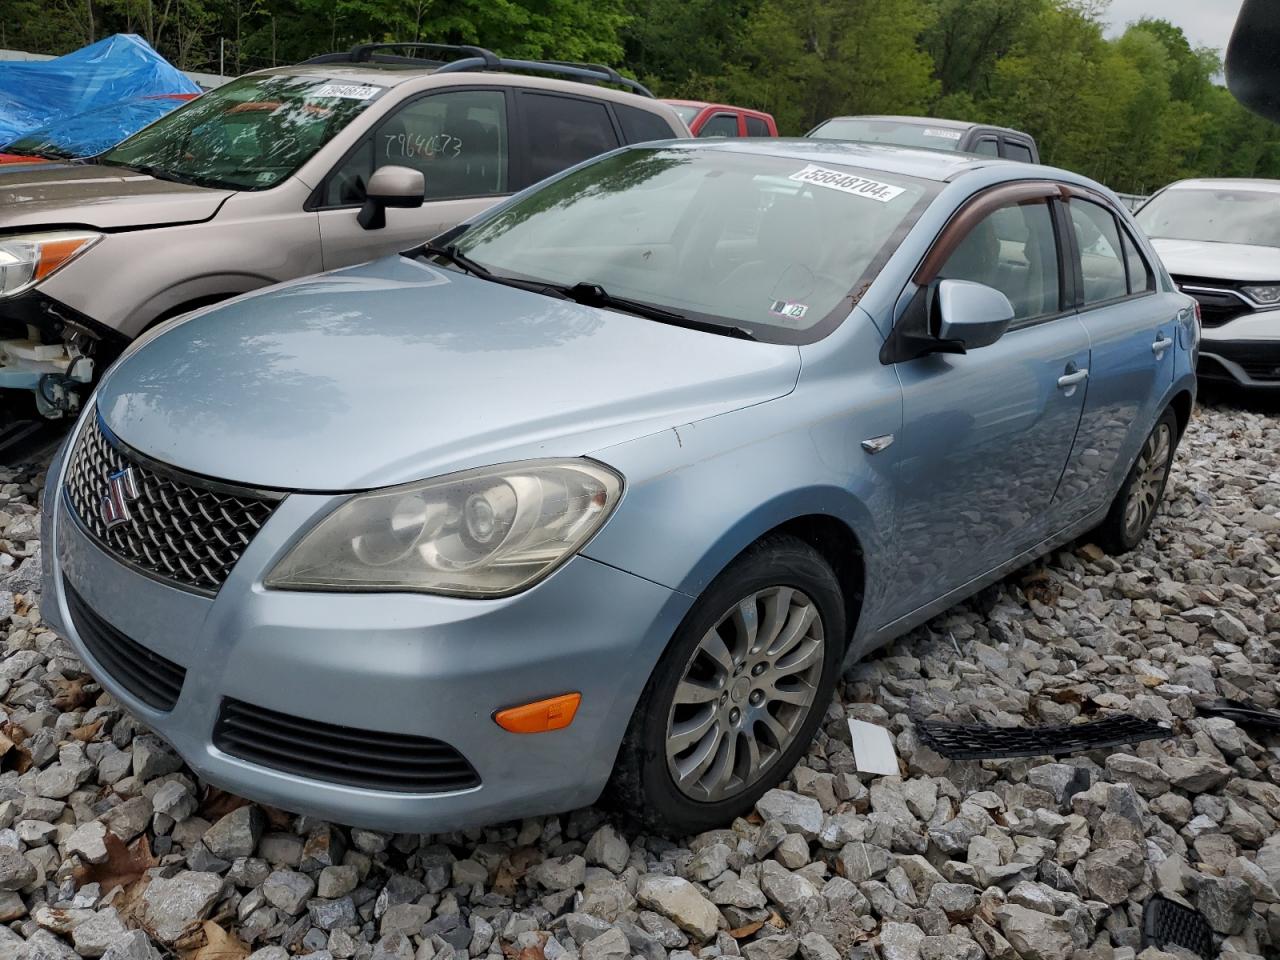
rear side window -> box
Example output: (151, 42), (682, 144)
(1003, 140), (1035, 163)
(521, 93), (621, 183)
(697, 113), (739, 138)
(1069, 200), (1128, 305)
(745, 116), (771, 137)
(1121, 230), (1155, 294)
(938, 200), (1061, 324)
(615, 104), (678, 144)
(972, 138), (999, 157)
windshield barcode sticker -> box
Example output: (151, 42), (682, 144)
(923, 128), (963, 140)
(312, 83), (381, 100)
(789, 165), (905, 202)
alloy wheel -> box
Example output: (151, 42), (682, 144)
(1123, 422), (1172, 539)
(665, 586), (826, 802)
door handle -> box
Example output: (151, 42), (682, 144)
(1057, 369), (1089, 389)
(1152, 336), (1174, 356)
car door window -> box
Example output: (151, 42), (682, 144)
(972, 137), (999, 157)
(324, 89), (508, 206)
(615, 103), (677, 144)
(745, 116), (771, 137)
(1120, 228), (1155, 294)
(937, 199), (1061, 323)
(521, 92), (621, 184)
(697, 113), (739, 138)
(1002, 140), (1034, 163)
(1068, 200), (1128, 305)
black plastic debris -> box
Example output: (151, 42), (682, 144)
(1195, 697), (1280, 733)
(914, 714), (1173, 761)
(1141, 895), (1214, 959)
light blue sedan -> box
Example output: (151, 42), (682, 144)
(41, 139), (1198, 835)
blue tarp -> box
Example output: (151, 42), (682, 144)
(0, 34), (200, 146)
(2, 95), (192, 158)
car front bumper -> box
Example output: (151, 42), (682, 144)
(1198, 311), (1280, 389)
(42, 443), (690, 833)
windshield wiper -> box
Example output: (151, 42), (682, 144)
(555, 282), (758, 341)
(418, 244), (571, 299)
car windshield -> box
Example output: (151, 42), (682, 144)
(99, 74), (383, 190)
(1135, 187), (1280, 248)
(810, 118), (966, 151)
(4, 96), (188, 160)
(450, 147), (934, 342)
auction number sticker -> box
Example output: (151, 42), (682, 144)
(312, 83), (382, 100)
(789, 165), (905, 203)
(769, 300), (809, 320)
(923, 127), (963, 140)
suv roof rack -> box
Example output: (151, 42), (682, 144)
(302, 42), (654, 98)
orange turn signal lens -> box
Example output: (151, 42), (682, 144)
(34, 236), (97, 281)
(494, 693), (581, 734)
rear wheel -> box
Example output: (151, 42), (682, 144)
(1092, 407), (1179, 554)
(608, 535), (845, 835)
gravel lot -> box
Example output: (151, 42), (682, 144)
(0, 398), (1277, 960)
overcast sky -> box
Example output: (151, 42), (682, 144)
(1103, 0), (1244, 52)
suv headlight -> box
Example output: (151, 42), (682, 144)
(1241, 284), (1280, 306)
(266, 459), (622, 597)
(0, 231), (101, 298)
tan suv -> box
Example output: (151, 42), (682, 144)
(0, 43), (686, 417)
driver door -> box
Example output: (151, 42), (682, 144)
(315, 88), (514, 270)
(885, 190), (1091, 621)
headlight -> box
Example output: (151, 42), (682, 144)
(265, 459), (622, 597)
(0, 231), (101, 298)
(1241, 284), (1280, 306)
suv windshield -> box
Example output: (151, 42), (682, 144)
(1136, 187), (1280, 248)
(100, 74), (384, 190)
(451, 147), (934, 342)
(809, 118), (966, 151)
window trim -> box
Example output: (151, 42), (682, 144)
(1062, 194), (1160, 313)
(308, 84), (516, 212)
(509, 87), (625, 191)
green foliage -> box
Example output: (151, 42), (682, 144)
(7, 0), (1280, 191)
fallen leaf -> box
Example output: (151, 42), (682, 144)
(199, 787), (251, 820)
(493, 846), (543, 897)
(501, 933), (546, 960)
(728, 920), (765, 939)
(71, 718), (104, 742)
(180, 922), (249, 960)
(1, 722), (32, 773)
(74, 832), (157, 891)
(53, 677), (91, 710)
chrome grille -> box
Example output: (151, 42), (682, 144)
(64, 416), (282, 593)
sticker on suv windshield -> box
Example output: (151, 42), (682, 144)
(769, 300), (809, 320)
(312, 83), (381, 100)
(923, 128), (963, 140)
(789, 165), (905, 202)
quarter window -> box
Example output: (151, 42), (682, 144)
(1068, 200), (1128, 305)
(937, 200), (1061, 323)
(323, 89), (508, 206)
(1003, 141), (1034, 163)
(745, 116), (771, 137)
(615, 104), (677, 144)
(1121, 229), (1155, 294)
(521, 93), (621, 184)
(697, 113), (739, 138)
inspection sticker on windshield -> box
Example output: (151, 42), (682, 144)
(923, 127), (963, 140)
(769, 300), (808, 320)
(312, 83), (381, 100)
(789, 165), (905, 202)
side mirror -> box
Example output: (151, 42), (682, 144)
(935, 278), (1015, 351)
(357, 165), (424, 230)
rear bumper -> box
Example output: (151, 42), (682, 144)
(42, 444), (690, 832)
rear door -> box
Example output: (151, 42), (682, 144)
(1053, 193), (1180, 514)
(889, 187), (1091, 618)
(315, 87), (513, 270)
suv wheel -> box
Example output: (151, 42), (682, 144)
(608, 535), (845, 834)
(1093, 407), (1179, 554)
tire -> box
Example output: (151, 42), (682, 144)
(1092, 406), (1179, 555)
(607, 534), (846, 835)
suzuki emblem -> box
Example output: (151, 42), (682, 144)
(100, 468), (140, 531)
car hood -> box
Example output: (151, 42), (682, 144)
(1150, 237), (1280, 283)
(0, 163), (231, 229)
(97, 256), (801, 490)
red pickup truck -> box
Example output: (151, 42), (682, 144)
(662, 100), (778, 138)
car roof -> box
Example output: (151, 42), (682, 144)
(816, 115), (1032, 139)
(1164, 177), (1280, 193)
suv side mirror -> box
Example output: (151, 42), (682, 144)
(358, 165), (425, 230)
(935, 279), (1015, 351)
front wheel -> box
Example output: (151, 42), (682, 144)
(1092, 406), (1179, 554)
(607, 535), (845, 835)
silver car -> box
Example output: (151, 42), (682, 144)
(0, 43), (685, 417)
